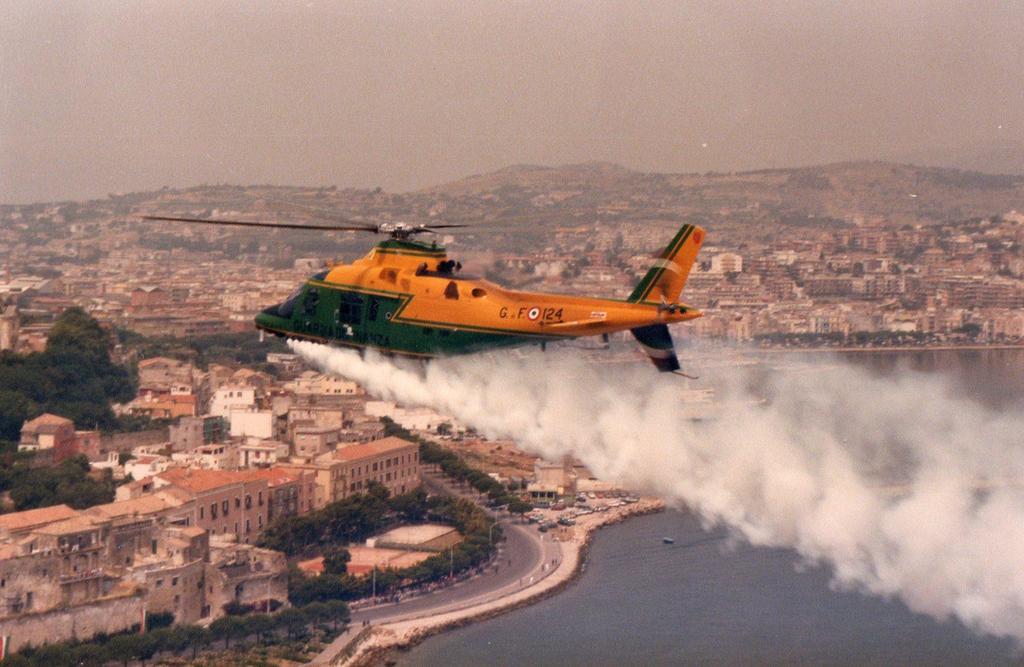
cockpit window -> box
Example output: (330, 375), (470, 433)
(311, 270), (329, 281)
(276, 285), (304, 318)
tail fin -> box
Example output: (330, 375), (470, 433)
(631, 324), (680, 372)
(628, 224), (705, 304)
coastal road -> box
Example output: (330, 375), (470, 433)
(311, 478), (562, 665)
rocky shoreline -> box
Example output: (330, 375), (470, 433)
(342, 498), (666, 667)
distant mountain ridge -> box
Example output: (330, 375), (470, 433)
(418, 160), (1024, 227)
(8, 160), (1021, 235)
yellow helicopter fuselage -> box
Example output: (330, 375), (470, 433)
(255, 224), (705, 371)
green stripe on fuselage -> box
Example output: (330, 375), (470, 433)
(258, 281), (560, 357)
(306, 279), (570, 339)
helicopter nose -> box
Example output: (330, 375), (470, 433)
(254, 307), (280, 332)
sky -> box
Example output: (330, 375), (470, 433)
(2, 0), (1023, 204)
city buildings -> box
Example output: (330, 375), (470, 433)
(0, 499), (288, 652)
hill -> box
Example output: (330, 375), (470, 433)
(418, 161), (1024, 230)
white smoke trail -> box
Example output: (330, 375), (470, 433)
(290, 339), (1024, 640)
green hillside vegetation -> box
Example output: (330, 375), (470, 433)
(0, 455), (116, 511)
(0, 308), (136, 442)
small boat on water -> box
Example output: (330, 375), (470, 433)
(662, 537), (675, 544)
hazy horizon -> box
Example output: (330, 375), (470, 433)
(3, 1), (1023, 204)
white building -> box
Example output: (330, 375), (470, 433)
(210, 387), (256, 418)
(90, 451), (123, 476)
(199, 443), (234, 469)
(285, 372), (361, 397)
(238, 440), (288, 468)
(229, 410), (275, 440)
(124, 454), (172, 480)
(364, 401), (451, 432)
(711, 252), (743, 274)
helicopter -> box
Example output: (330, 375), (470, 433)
(141, 213), (705, 374)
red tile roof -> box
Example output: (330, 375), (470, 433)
(238, 467), (302, 488)
(0, 504), (80, 533)
(21, 413), (74, 433)
(157, 468), (259, 493)
(333, 436), (417, 463)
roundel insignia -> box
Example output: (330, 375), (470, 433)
(693, 229), (704, 245)
(527, 307), (540, 321)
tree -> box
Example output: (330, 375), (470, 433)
(105, 634), (142, 667)
(324, 599), (351, 630)
(0, 390), (32, 442)
(134, 632), (162, 664)
(178, 624), (210, 659)
(507, 498), (533, 519)
(365, 479), (390, 502)
(244, 613), (276, 645)
(322, 546), (351, 575)
(274, 607), (309, 639)
(289, 573), (352, 606)
(210, 615), (245, 648)
(6, 455), (115, 511)
(159, 625), (194, 656)
(68, 643), (107, 667)
(301, 601), (331, 628)
(0, 308), (136, 435)
(29, 643), (77, 667)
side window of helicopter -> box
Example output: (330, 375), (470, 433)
(302, 287), (319, 316)
(444, 281), (459, 300)
(338, 293), (364, 324)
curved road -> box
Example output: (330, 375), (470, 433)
(311, 476), (561, 665)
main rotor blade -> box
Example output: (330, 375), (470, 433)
(140, 215), (379, 232)
(409, 224), (471, 235)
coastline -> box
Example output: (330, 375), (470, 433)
(754, 343), (1024, 354)
(339, 498), (666, 667)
